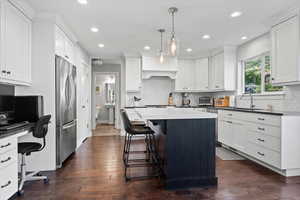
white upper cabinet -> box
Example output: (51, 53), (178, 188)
(125, 57), (141, 92)
(55, 26), (74, 64)
(175, 58), (209, 92)
(271, 14), (300, 85)
(175, 59), (195, 91)
(194, 58), (209, 90)
(0, 0), (32, 85)
(209, 46), (236, 91)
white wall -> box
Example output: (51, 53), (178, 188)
(15, 20), (57, 171)
(235, 32), (300, 112)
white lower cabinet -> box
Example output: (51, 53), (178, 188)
(0, 136), (18, 200)
(218, 110), (300, 176)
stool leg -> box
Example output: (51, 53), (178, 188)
(123, 132), (128, 163)
(124, 134), (132, 181)
(18, 154), (26, 193)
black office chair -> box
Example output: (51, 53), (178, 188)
(18, 115), (51, 195)
(120, 110), (160, 181)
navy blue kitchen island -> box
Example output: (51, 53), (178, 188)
(126, 108), (218, 190)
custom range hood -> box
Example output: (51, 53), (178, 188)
(141, 56), (178, 79)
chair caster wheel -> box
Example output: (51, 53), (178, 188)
(44, 178), (50, 184)
(17, 190), (24, 196)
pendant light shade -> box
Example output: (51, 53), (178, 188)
(158, 29), (165, 64)
(168, 7), (179, 56)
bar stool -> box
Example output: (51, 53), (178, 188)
(120, 110), (160, 181)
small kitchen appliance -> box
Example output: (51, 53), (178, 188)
(199, 96), (214, 106)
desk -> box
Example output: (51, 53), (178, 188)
(0, 129), (30, 200)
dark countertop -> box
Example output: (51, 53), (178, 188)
(0, 123), (35, 139)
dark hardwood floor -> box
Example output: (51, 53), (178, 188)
(15, 136), (300, 200)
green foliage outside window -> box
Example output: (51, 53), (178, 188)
(244, 54), (282, 94)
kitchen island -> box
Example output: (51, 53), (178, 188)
(126, 108), (218, 190)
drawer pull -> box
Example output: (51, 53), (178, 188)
(1, 181), (11, 189)
(227, 114), (233, 116)
(0, 143), (11, 148)
(257, 118), (265, 121)
(0, 157), (11, 163)
(257, 138), (265, 142)
(257, 152), (265, 156)
(258, 127), (265, 131)
(226, 121), (233, 124)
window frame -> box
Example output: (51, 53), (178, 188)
(242, 52), (284, 96)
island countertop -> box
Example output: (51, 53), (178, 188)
(126, 107), (217, 122)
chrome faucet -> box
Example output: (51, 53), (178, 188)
(249, 89), (255, 110)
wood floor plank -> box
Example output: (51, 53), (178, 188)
(14, 133), (300, 200)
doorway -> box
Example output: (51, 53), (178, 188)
(93, 72), (120, 136)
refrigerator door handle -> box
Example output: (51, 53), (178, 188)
(62, 120), (77, 130)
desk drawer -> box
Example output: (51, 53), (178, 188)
(0, 162), (18, 200)
(0, 148), (17, 169)
(0, 137), (17, 155)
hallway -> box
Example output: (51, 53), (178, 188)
(92, 124), (120, 137)
(16, 136), (300, 200)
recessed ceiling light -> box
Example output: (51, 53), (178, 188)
(230, 11), (243, 18)
(144, 46), (151, 50)
(90, 27), (99, 33)
(77, 0), (88, 5)
(186, 48), (193, 52)
(241, 36), (248, 40)
(98, 43), (105, 48)
(202, 34), (211, 39)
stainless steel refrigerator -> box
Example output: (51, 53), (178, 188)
(55, 55), (77, 168)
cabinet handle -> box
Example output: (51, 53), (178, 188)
(65, 55), (69, 59)
(226, 121), (233, 124)
(257, 152), (265, 156)
(0, 143), (11, 148)
(258, 127), (265, 131)
(228, 114), (233, 116)
(257, 138), (265, 142)
(6, 71), (11, 75)
(0, 157), (11, 163)
(1, 181), (11, 189)
(257, 118), (265, 121)
(1, 70), (6, 74)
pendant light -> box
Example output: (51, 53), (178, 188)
(158, 29), (165, 64)
(168, 7), (179, 56)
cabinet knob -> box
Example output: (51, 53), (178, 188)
(65, 55), (69, 59)
(1, 70), (6, 74)
(6, 71), (11, 75)
(271, 77), (275, 81)
(1, 181), (11, 189)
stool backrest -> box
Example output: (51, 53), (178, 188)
(120, 110), (133, 133)
(33, 115), (51, 139)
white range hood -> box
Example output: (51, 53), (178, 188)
(141, 56), (178, 79)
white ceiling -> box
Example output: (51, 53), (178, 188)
(27, 0), (300, 59)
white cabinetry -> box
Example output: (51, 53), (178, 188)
(175, 58), (209, 92)
(0, 0), (32, 85)
(0, 135), (18, 200)
(55, 26), (74, 64)
(125, 57), (141, 92)
(175, 59), (195, 91)
(271, 14), (300, 85)
(195, 58), (209, 90)
(209, 46), (236, 91)
(218, 110), (300, 176)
